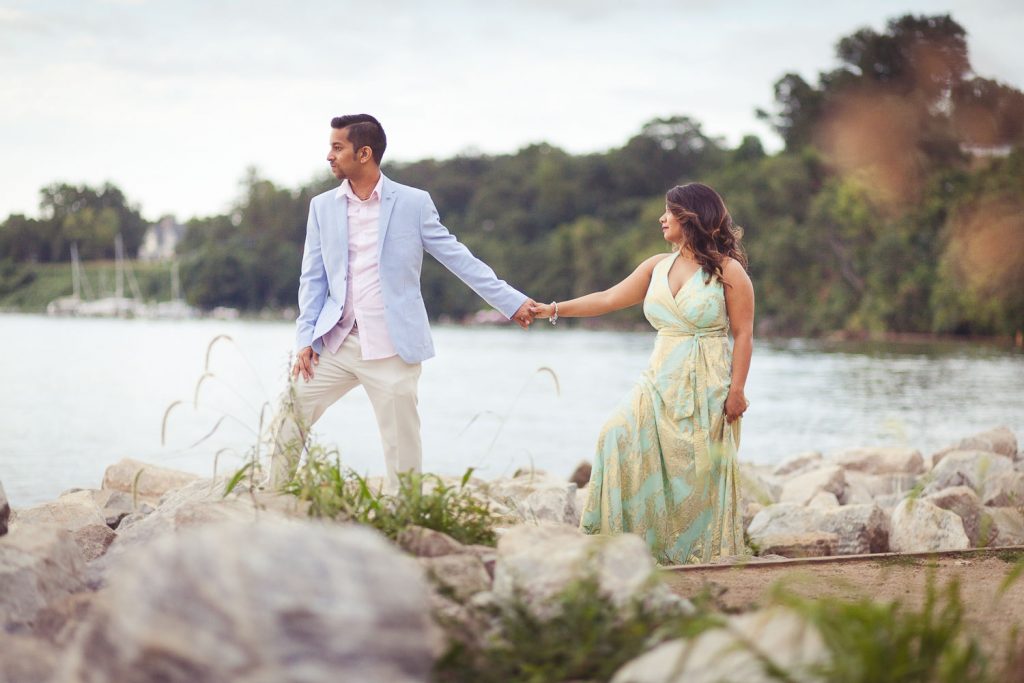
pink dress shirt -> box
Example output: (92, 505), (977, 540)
(320, 175), (397, 360)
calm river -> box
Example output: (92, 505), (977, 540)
(1, 314), (1021, 507)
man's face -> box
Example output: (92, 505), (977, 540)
(327, 128), (361, 180)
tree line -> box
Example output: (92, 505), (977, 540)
(1, 13), (1021, 337)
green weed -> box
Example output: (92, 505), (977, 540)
(434, 574), (721, 683)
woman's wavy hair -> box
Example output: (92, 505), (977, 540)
(666, 183), (747, 286)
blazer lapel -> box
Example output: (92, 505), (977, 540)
(377, 175), (397, 261)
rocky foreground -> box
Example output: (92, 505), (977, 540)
(0, 426), (1021, 682)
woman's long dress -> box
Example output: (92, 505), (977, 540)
(580, 252), (744, 564)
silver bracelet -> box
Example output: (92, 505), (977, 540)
(550, 301), (559, 325)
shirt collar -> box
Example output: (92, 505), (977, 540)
(337, 174), (384, 202)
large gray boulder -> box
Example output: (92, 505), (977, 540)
(890, 498), (969, 552)
(12, 489), (115, 561)
(484, 470), (580, 526)
(832, 447), (926, 475)
(932, 427), (1018, 466)
(758, 532), (838, 558)
(0, 633), (60, 683)
(923, 450), (1015, 498)
(58, 522), (440, 683)
(610, 607), (828, 683)
(987, 507), (1024, 545)
(0, 480), (9, 536)
(493, 524), (690, 621)
(0, 525), (87, 630)
(101, 457), (200, 503)
(748, 503), (888, 555)
(772, 451), (823, 478)
(982, 471), (1024, 507)
(924, 486), (989, 547)
(844, 470), (919, 499)
(739, 463), (783, 505)
(779, 465), (846, 506)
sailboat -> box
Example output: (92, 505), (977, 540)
(47, 235), (148, 317)
(151, 260), (199, 319)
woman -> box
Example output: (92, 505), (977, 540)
(530, 183), (754, 564)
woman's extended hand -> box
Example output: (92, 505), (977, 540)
(530, 302), (554, 319)
(723, 389), (749, 424)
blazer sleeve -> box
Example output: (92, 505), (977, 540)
(295, 199), (328, 350)
(419, 194), (527, 318)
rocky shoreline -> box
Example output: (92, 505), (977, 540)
(1, 425), (1021, 682)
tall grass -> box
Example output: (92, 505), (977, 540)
(275, 442), (498, 546)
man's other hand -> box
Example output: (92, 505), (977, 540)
(292, 346), (320, 381)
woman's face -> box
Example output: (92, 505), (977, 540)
(660, 205), (685, 246)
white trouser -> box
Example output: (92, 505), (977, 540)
(267, 332), (422, 489)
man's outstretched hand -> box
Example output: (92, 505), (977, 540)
(512, 299), (537, 329)
(292, 346), (320, 381)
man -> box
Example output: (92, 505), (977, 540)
(266, 114), (536, 489)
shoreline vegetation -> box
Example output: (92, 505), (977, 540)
(2, 425), (1023, 681)
(3, 13), (1023, 343)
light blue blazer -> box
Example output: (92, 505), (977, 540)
(295, 174), (527, 363)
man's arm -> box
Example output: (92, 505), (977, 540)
(295, 200), (328, 351)
(418, 195), (534, 326)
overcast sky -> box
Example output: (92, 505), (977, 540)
(1, 0), (1021, 221)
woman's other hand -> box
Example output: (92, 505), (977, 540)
(724, 389), (749, 424)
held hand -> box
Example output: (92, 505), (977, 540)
(723, 389), (749, 424)
(511, 299), (536, 329)
(292, 346), (320, 382)
(530, 302), (554, 319)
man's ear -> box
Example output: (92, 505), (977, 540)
(358, 146), (372, 163)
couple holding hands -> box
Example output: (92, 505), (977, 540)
(268, 114), (754, 565)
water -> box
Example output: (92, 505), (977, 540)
(1, 314), (1021, 507)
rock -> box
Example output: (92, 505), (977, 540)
(9, 489), (114, 563)
(569, 461), (592, 488)
(92, 489), (137, 529)
(890, 498), (969, 552)
(844, 470), (919, 498)
(90, 479), (299, 586)
(982, 471), (1024, 507)
(748, 504), (888, 555)
(31, 590), (98, 646)
(932, 427), (1018, 466)
(779, 465), (846, 506)
(832, 447), (926, 475)
(0, 525), (86, 630)
(924, 486), (989, 547)
(101, 457), (200, 502)
(0, 633), (60, 683)
(923, 450), (1015, 497)
(58, 522), (440, 683)
(739, 463), (782, 505)
(419, 554), (491, 603)
(987, 507), (1024, 545)
(484, 470), (580, 526)
(575, 485), (589, 519)
(610, 607), (828, 683)
(842, 479), (875, 506)
(758, 532), (837, 558)
(12, 489), (107, 531)
(772, 451), (823, 478)
(0, 480), (9, 536)
(74, 523), (118, 561)
(742, 501), (764, 529)
(493, 524), (690, 621)
(807, 491), (840, 508)
(397, 526), (468, 557)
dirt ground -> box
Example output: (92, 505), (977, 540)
(663, 548), (1024, 655)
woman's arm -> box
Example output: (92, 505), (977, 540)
(722, 258), (755, 423)
(530, 254), (671, 319)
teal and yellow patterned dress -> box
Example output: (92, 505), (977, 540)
(580, 252), (744, 565)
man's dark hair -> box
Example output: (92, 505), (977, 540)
(331, 114), (387, 165)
